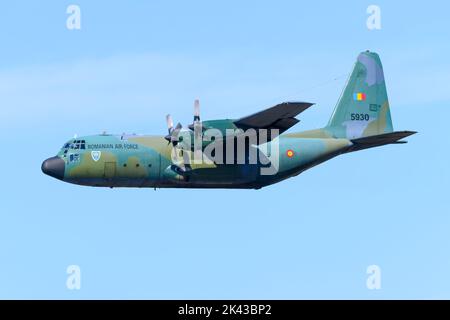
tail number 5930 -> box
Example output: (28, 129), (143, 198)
(350, 113), (370, 121)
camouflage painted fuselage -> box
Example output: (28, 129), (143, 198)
(41, 51), (414, 189)
(47, 130), (351, 189)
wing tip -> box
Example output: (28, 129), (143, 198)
(283, 101), (315, 107)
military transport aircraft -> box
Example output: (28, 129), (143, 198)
(42, 51), (415, 189)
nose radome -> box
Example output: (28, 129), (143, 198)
(41, 156), (65, 180)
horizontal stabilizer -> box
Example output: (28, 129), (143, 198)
(349, 131), (417, 151)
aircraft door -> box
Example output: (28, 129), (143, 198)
(104, 162), (116, 179)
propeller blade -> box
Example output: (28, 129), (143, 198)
(166, 114), (174, 134)
(188, 99), (201, 131)
(174, 122), (182, 131)
(194, 99), (200, 122)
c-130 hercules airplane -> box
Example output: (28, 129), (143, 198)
(42, 51), (415, 189)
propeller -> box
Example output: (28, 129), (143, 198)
(165, 114), (182, 146)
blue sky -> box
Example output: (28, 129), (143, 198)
(0, 0), (449, 299)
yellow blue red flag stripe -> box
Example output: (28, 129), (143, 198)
(353, 92), (366, 101)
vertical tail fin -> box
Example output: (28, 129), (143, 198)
(326, 51), (393, 139)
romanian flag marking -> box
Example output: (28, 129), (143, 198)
(286, 149), (294, 158)
(353, 92), (366, 101)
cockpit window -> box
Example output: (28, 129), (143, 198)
(64, 140), (86, 150)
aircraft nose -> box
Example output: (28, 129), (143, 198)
(41, 156), (65, 180)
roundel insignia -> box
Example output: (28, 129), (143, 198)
(91, 151), (101, 162)
(286, 149), (294, 158)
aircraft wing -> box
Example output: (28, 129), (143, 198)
(233, 102), (314, 133)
